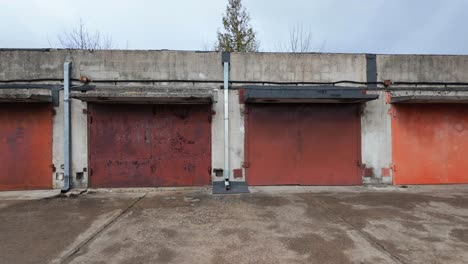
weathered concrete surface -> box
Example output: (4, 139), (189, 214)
(212, 89), (245, 182)
(377, 55), (468, 82)
(0, 88), (52, 102)
(361, 90), (392, 184)
(52, 92), (89, 189)
(4, 50), (468, 188)
(0, 49), (222, 81)
(231, 52), (367, 82)
(2, 186), (467, 264)
(0, 192), (143, 264)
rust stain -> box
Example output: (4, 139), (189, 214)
(245, 103), (361, 186)
(393, 103), (468, 184)
(0, 103), (53, 190)
(88, 104), (211, 188)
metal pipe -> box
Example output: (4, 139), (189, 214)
(5, 77), (468, 87)
(62, 61), (71, 193)
(223, 61), (230, 190)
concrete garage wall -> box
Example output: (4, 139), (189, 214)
(361, 91), (392, 184)
(52, 93), (88, 189)
(230, 53), (386, 185)
(212, 89), (245, 182)
(2, 49), (468, 189)
(374, 55), (468, 184)
(1, 49), (223, 189)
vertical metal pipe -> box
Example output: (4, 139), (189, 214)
(223, 61), (230, 190)
(62, 61), (71, 193)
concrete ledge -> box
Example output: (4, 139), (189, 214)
(243, 86), (379, 103)
(0, 88), (53, 103)
(71, 86), (214, 104)
(391, 95), (468, 104)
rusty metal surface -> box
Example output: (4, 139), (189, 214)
(392, 104), (468, 185)
(88, 104), (211, 188)
(0, 103), (52, 190)
(245, 103), (361, 186)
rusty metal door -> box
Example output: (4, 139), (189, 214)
(245, 103), (361, 186)
(0, 103), (53, 190)
(392, 104), (468, 185)
(88, 104), (211, 188)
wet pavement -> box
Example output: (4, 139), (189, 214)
(1, 186), (468, 264)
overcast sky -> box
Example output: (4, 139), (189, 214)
(1, 0), (468, 54)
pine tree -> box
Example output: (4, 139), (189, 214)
(216, 0), (259, 52)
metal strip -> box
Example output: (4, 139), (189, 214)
(366, 54), (377, 88)
(390, 95), (468, 104)
(222, 51), (230, 64)
(62, 62), (71, 193)
(51, 89), (60, 107)
(243, 88), (379, 103)
(223, 61), (230, 188)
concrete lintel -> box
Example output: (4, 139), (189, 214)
(391, 95), (468, 104)
(0, 88), (52, 103)
(243, 87), (379, 103)
(70, 87), (214, 104)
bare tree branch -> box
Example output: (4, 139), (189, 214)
(58, 18), (113, 50)
(276, 22), (319, 53)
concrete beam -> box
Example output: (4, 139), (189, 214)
(377, 54), (468, 83)
(230, 52), (367, 83)
(0, 49), (222, 82)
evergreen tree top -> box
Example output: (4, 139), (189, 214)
(216, 0), (259, 52)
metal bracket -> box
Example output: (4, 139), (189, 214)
(222, 51), (230, 64)
(366, 54), (377, 88)
(51, 88), (60, 107)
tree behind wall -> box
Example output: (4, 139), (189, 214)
(58, 19), (113, 49)
(216, 0), (259, 52)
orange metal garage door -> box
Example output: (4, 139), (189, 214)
(88, 104), (211, 188)
(392, 104), (468, 185)
(245, 103), (362, 185)
(0, 103), (53, 190)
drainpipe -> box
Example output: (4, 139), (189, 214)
(223, 52), (230, 190)
(61, 61), (72, 193)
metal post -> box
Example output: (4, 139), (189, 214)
(62, 61), (71, 193)
(223, 61), (230, 190)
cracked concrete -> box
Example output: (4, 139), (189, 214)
(1, 186), (468, 264)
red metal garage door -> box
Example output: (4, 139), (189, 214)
(392, 104), (468, 185)
(0, 103), (53, 190)
(245, 103), (362, 185)
(88, 104), (211, 188)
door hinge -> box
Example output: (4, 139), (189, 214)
(50, 164), (56, 172)
(357, 105), (364, 116)
(385, 92), (392, 104)
(239, 88), (245, 104)
(391, 163), (397, 172)
(242, 161), (251, 168)
(89, 168), (93, 176)
(82, 109), (89, 114)
(356, 160), (362, 167)
(89, 116), (93, 124)
(387, 108), (397, 118)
